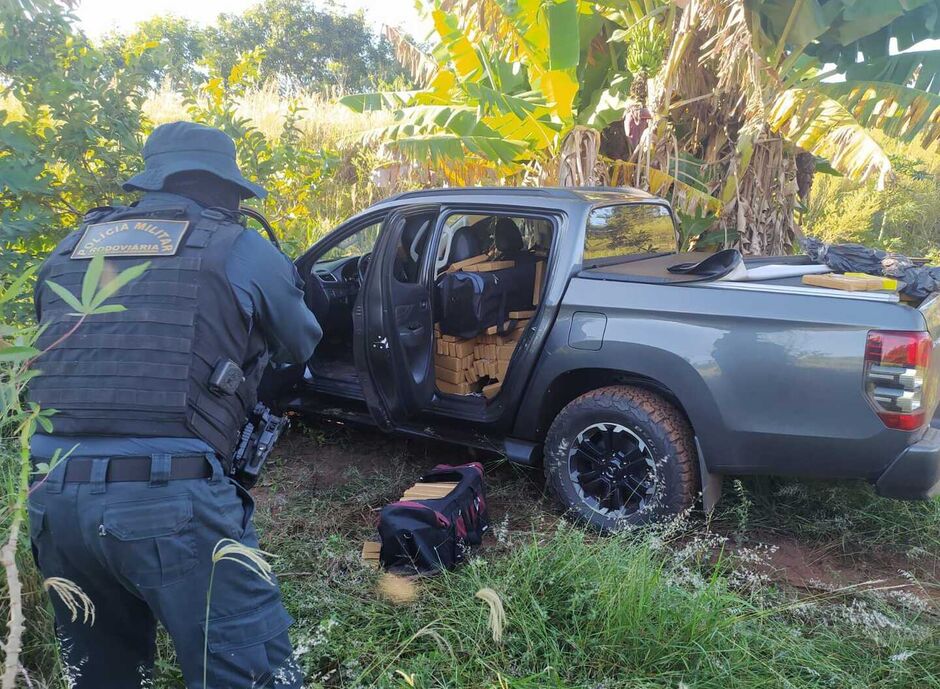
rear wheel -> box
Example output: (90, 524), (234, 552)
(544, 385), (698, 531)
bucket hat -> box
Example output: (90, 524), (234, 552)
(123, 121), (267, 199)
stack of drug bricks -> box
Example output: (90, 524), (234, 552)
(432, 250), (545, 398)
(361, 479), (458, 567)
(434, 311), (533, 398)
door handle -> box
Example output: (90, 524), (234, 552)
(418, 299), (429, 310)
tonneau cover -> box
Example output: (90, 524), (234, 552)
(580, 252), (816, 285)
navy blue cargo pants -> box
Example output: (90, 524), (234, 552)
(28, 455), (303, 688)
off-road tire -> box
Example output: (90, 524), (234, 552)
(543, 385), (698, 531)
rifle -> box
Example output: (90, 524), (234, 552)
(232, 402), (290, 489)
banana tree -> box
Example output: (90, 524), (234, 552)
(341, 0), (667, 186)
(624, 0), (940, 253)
(343, 0), (940, 255)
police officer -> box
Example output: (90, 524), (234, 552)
(26, 122), (321, 688)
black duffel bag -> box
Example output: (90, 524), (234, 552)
(378, 462), (489, 574)
(436, 261), (536, 338)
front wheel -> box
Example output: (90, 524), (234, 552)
(544, 385), (698, 531)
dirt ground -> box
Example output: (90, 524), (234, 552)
(254, 418), (939, 609)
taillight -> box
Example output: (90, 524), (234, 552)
(864, 330), (933, 430)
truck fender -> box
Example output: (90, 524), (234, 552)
(512, 337), (729, 479)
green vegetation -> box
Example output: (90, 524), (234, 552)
(0, 1), (401, 278)
(342, 0), (940, 253)
(730, 476), (940, 557)
(0, 268), (46, 689)
(274, 530), (938, 688)
(99, 0), (403, 92)
(144, 434), (940, 688)
(3, 0), (939, 269)
(806, 135), (940, 260)
(2, 1), (939, 687)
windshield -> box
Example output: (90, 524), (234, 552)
(318, 222), (382, 262)
(584, 203), (677, 262)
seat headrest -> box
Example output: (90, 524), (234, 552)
(493, 217), (524, 255)
(449, 224), (484, 263)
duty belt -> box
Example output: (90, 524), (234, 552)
(35, 454), (213, 483)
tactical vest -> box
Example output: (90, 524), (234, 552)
(27, 205), (268, 461)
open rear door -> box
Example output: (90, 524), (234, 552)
(353, 205), (439, 429)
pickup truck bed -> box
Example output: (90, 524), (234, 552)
(582, 252), (902, 301)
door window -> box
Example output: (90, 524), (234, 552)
(435, 213), (553, 275)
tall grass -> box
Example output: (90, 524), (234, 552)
(279, 524), (939, 688)
(143, 83), (391, 148)
(728, 477), (940, 556)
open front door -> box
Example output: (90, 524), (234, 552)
(353, 205), (439, 429)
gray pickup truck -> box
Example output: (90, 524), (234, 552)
(281, 186), (940, 530)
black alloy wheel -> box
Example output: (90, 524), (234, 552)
(544, 385), (699, 531)
(568, 422), (657, 518)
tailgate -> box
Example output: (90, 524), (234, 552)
(919, 292), (940, 339)
(919, 294), (940, 426)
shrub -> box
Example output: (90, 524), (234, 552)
(806, 137), (940, 260)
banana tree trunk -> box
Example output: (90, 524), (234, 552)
(558, 126), (606, 187)
(795, 149), (815, 204)
(719, 134), (800, 256)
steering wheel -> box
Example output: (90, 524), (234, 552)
(357, 252), (372, 284)
(304, 268), (330, 324)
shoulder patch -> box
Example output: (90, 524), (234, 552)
(71, 219), (191, 259)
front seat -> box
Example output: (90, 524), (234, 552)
(303, 269), (331, 325)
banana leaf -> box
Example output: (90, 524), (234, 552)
(819, 80), (940, 146)
(843, 50), (940, 94)
(769, 88), (893, 185)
